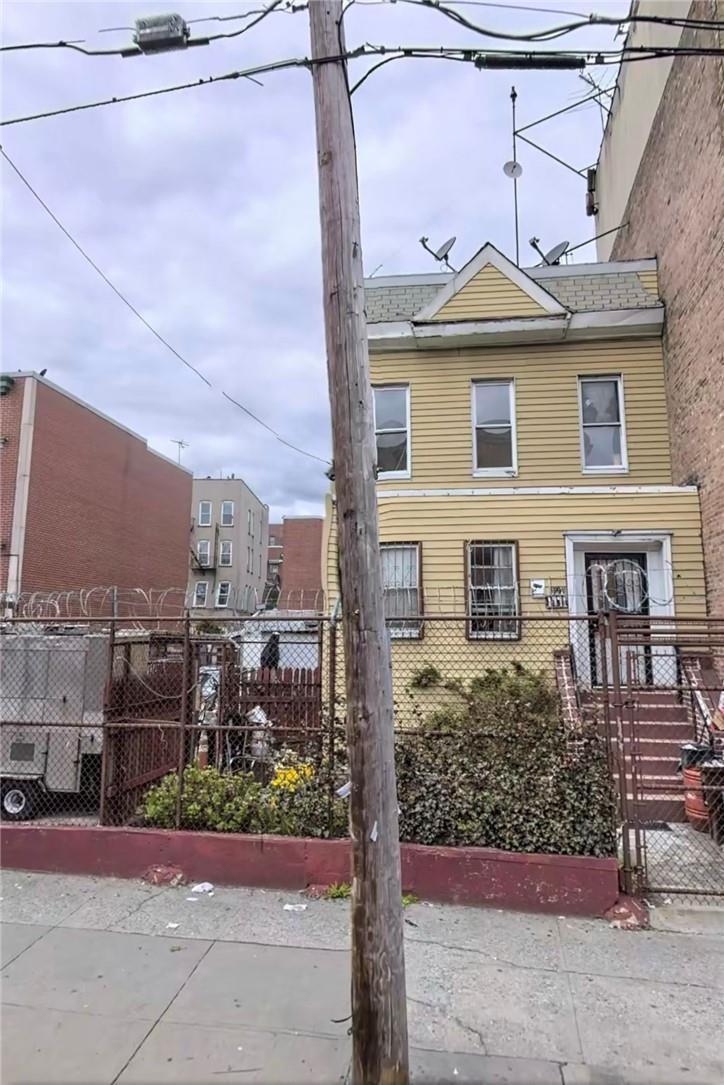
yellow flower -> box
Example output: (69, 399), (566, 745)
(270, 761), (314, 792)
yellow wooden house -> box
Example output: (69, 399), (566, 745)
(322, 243), (706, 688)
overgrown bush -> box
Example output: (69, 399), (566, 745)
(141, 665), (616, 858)
(395, 663), (616, 857)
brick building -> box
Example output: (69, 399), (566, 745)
(265, 516), (324, 610)
(0, 372), (192, 605)
(594, 0), (724, 609)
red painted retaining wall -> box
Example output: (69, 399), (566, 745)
(0, 825), (619, 916)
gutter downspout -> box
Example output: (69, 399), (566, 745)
(6, 376), (37, 614)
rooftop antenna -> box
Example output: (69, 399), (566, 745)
(502, 86), (523, 265)
(419, 235), (457, 272)
(529, 237), (569, 266)
(171, 438), (188, 464)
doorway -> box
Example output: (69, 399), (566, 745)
(585, 551), (651, 685)
(565, 532), (675, 689)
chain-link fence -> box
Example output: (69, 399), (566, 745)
(1, 611), (723, 899)
(609, 616), (724, 901)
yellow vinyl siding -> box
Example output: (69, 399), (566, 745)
(432, 265), (548, 321)
(326, 490), (705, 614)
(324, 489), (706, 688)
(371, 338), (671, 488)
(637, 269), (659, 295)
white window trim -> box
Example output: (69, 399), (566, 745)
(219, 540), (232, 567)
(194, 581), (208, 608)
(381, 541), (423, 640)
(578, 374), (629, 475)
(220, 500), (235, 527)
(471, 378), (518, 478)
(466, 541), (520, 641)
(198, 500), (212, 528)
(373, 383), (411, 481)
(216, 581), (231, 608)
(197, 540), (211, 567)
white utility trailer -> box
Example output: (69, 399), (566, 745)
(0, 631), (108, 819)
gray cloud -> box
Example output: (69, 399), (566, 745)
(2, 0), (624, 518)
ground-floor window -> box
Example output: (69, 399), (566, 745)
(381, 542), (422, 638)
(466, 541), (519, 639)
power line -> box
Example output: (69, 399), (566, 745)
(3, 0), (721, 57)
(0, 146), (330, 466)
(0, 0), (296, 57)
(4, 41), (723, 128)
(396, 0), (724, 42)
(0, 55), (317, 128)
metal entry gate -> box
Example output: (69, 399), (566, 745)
(603, 615), (724, 899)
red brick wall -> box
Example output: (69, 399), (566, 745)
(279, 518), (323, 608)
(0, 376), (24, 593)
(610, 3), (724, 611)
(19, 379), (192, 595)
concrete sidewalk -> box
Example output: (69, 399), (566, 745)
(1, 871), (723, 1084)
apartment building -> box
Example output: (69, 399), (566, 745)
(188, 477), (269, 617)
(0, 371), (192, 606)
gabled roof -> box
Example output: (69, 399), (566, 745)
(365, 256), (661, 324)
(413, 242), (567, 322)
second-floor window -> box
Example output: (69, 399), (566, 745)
(466, 541), (519, 640)
(216, 581), (231, 608)
(221, 500), (234, 526)
(219, 540), (232, 566)
(193, 581), (208, 607)
(197, 540), (211, 567)
(579, 375), (627, 472)
(472, 380), (516, 475)
(373, 385), (410, 478)
(198, 500), (212, 527)
(381, 542), (422, 638)
(247, 508), (254, 536)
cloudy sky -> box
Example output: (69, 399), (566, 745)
(2, 0), (626, 519)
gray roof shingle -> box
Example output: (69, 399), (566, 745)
(364, 267), (659, 323)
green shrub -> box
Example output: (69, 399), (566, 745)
(140, 665), (616, 859)
(140, 765), (273, 834)
(140, 758), (348, 839)
(409, 664), (442, 690)
(395, 664), (616, 857)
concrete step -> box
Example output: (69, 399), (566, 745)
(629, 796), (686, 823)
(636, 736), (692, 756)
(634, 707), (691, 723)
(620, 721), (693, 740)
(623, 755), (680, 776)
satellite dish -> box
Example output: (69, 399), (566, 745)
(543, 240), (569, 265)
(503, 160), (523, 179)
(434, 237), (456, 261)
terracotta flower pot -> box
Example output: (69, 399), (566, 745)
(683, 765), (709, 832)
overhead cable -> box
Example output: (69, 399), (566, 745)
(4, 42), (724, 128)
(0, 146), (330, 466)
(1, 0), (293, 57)
(396, 0), (724, 42)
(3, 0), (721, 57)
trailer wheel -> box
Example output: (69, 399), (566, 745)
(1, 781), (38, 821)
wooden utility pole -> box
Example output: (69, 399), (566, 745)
(308, 3), (409, 1083)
